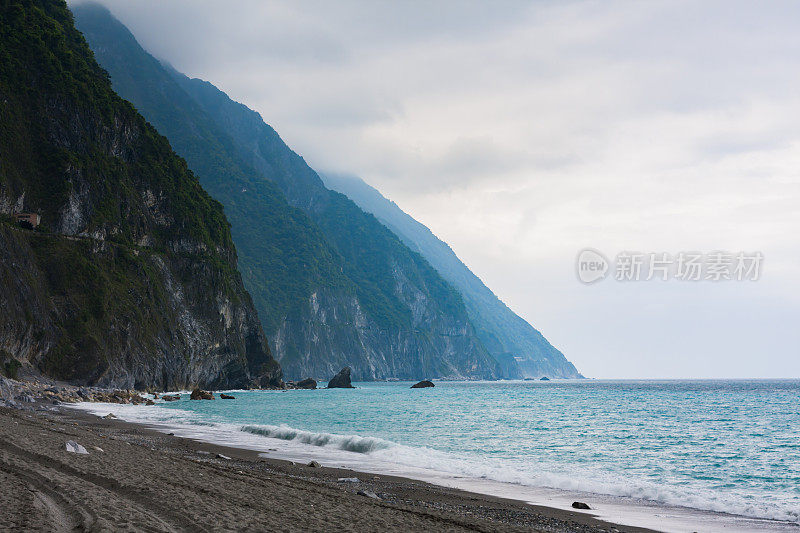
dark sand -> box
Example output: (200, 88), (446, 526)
(0, 405), (656, 532)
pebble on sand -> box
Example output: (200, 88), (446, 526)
(65, 440), (89, 455)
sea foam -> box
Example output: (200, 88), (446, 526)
(241, 424), (392, 453)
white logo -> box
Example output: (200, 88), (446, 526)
(576, 249), (609, 284)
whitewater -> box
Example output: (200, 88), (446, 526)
(72, 379), (800, 532)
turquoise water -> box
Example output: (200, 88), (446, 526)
(86, 380), (800, 523)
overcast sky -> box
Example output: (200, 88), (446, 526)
(79, 0), (800, 378)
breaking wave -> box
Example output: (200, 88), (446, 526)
(240, 424), (393, 453)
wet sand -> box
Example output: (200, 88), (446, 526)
(0, 405), (654, 532)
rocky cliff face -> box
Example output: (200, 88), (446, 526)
(0, 0), (281, 389)
(271, 287), (494, 380)
(74, 3), (500, 381)
(323, 174), (583, 379)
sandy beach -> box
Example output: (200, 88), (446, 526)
(0, 402), (653, 533)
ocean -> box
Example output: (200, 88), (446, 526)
(74, 379), (800, 532)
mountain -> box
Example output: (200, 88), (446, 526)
(322, 174), (582, 379)
(0, 0), (281, 389)
(73, 3), (501, 381)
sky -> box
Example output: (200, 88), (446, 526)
(77, 0), (800, 378)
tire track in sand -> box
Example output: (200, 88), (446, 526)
(2, 461), (88, 532)
(0, 437), (207, 532)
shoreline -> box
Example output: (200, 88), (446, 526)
(0, 401), (653, 532)
(66, 399), (800, 533)
(2, 378), (797, 532)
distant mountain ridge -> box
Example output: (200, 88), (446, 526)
(322, 174), (582, 379)
(0, 0), (281, 389)
(73, 3), (502, 381)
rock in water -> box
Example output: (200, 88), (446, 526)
(65, 441), (89, 455)
(540, 376), (550, 381)
(411, 380), (435, 388)
(190, 389), (214, 400)
(220, 393), (235, 399)
(161, 394), (180, 402)
(102, 413), (117, 419)
(294, 378), (317, 389)
(572, 501), (591, 510)
(327, 367), (354, 389)
(307, 460), (321, 468)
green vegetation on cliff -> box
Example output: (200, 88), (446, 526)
(74, 3), (500, 380)
(70, 4), (349, 334)
(0, 1), (232, 253)
(0, 0), (280, 388)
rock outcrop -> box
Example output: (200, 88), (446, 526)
(411, 380), (435, 389)
(287, 378), (317, 390)
(0, 0), (282, 390)
(190, 389), (214, 400)
(327, 368), (354, 389)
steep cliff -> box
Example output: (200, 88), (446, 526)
(323, 174), (583, 379)
(73, 3), (500, 381)
(0, 0), (281, 389)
